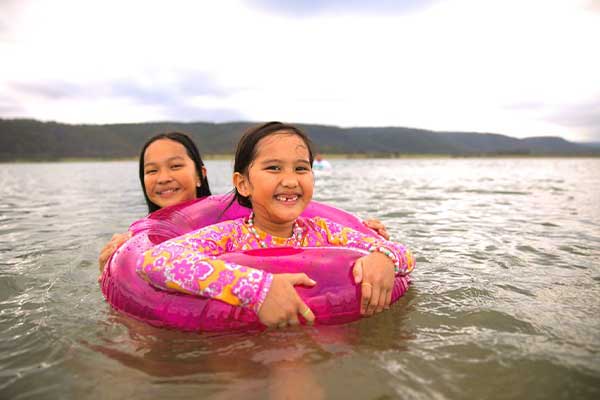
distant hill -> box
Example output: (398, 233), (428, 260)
(579, 141), (600, 149)
(0, 118), (597, 161)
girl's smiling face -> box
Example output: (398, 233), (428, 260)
(143, 139), (203, 209)
(234, 132), (314, 237)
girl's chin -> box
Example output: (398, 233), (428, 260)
(271, 210), (304, 223)
(153, 194), (186, 208)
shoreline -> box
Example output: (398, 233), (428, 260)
(2, 153), (600, 163)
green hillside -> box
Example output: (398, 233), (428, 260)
(0, 118), (597, 161)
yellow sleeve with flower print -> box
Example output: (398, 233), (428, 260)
(136, 219), (273, 312)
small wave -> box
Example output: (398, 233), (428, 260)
(464, 189), (530, 195)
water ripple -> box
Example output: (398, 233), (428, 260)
(1, 159), (600, 398)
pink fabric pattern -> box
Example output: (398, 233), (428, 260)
(137, 216), (415, 312)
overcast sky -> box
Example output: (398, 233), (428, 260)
(1, 0), (599, 141)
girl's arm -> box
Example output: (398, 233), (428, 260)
(98, 232), (131, 275)
(138, 221), (316, 328)
(311, 217), (415, 316)
(136, 223), (273, 313)
(362, 218), (390, 240)
(311, 217), (415, 275)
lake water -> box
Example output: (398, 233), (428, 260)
(1, 158), (599, 399)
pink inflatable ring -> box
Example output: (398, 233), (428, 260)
(100, 194), (411, 332)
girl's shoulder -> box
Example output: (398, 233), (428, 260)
(300, 215), (369, 239)
(194, 216), (247, 235)
(299, 215), (337, 230)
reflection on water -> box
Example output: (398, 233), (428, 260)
(1, 158), (599, 399)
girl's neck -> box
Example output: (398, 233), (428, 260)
(250, 212), (296, 238)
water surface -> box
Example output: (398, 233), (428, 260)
(1, 158), (599, 399)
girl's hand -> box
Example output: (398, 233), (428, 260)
(352, 252), (395, 316)
(257, 273), (316, 328)
(98, 232), (131, 274)
(363, 219), (390, 240)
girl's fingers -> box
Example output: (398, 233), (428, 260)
(297, 298), (315, 325)
(99, 232), (129, 271)
(98, 249), (110, 271)
(353, 259), (364, 284)
(288, 282), (315, 325)
(261, 275), (316, 328)
(109, 233), (129, 249)
(287, 273), (316, 287)
(385, 289), (393, 310)
(378, 228), (390, 240)
(363, 219), (390, 240)
(367, 284), (381, 315)
(361, 282), (372, 315)
(375, 289), (387, 313)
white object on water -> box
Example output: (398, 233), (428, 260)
(313, 159), (332, 171)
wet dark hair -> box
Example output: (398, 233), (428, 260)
(139, 132), (211, 213)
(233, 121), (314, 208)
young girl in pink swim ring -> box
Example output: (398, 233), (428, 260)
(137, 122), (415, 328)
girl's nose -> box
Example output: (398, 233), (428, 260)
(281, 178), (298, 188)
(157, 170), (173, 184)
(281, 173), (299, 188)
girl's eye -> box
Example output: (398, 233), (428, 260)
(265, 165), (280, 171)
(171, 164), (183, 170)
(296, 166), (310, 172)
(145, 169), (157, 175)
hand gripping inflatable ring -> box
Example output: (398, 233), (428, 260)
(100, 194), (411, 332)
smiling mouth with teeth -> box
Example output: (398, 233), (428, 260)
(275, 194), (300, 202)
(157, 188), (180, 195)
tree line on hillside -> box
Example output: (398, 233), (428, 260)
(0, 118), (597, 161)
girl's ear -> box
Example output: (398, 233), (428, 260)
(233, 172), (250, 197)
(196, 166), (207, 187)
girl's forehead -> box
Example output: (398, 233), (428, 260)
(145, 139), (189, 161)
(255, 133), (309, 158)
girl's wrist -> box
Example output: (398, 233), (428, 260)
(253, 272), (274, 313)
(368, 245), (400, 274)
